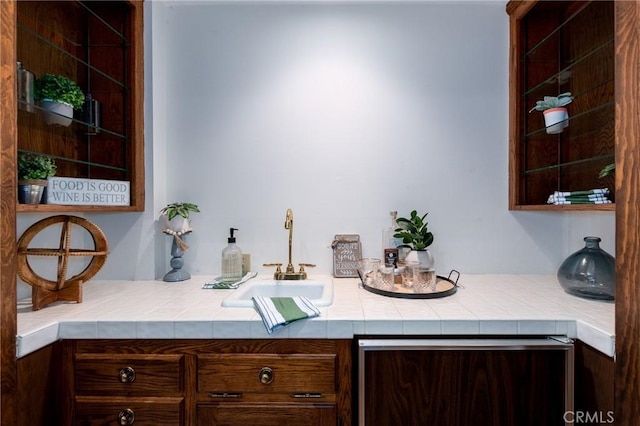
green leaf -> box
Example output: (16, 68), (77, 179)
(160, 202), (200, 220)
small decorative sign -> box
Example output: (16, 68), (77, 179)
(331, 234), (362, 278)
(46, 177), (130, 206)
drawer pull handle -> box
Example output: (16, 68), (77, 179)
(209, 392), (243, 398)
(118, 408), (135, 425)
(293, 393), (323, 398)
(119, 367), (136, 383)
(259, 367), (274, 384)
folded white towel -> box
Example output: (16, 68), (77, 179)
(252, 296), (320, 334)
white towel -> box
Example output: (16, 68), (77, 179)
(252, 296), (320, 334)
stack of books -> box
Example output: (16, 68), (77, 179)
(547, 188), (612, 205)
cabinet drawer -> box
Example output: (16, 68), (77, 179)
(75, 354), (183, 395)
(75, 397), (183, 425)
(198, 354), (336, 394)
(197, 403), (336, 426)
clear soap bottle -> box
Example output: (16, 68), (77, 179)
(221, 228), (243, 283)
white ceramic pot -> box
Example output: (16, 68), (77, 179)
(161, 215), (192, 234)
(41, 100), (74, 127)
(543, 107), (569, 134)
(405, 249), (435, 269)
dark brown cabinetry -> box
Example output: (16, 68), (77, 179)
(15, 0), (144, 212)
(507, 0), (615, 210)
(16, 337), (614, 425)
(197, 352), (340, 426)
(58, 339), (352, 426)
(358, 338), (575, 426)
(74, 353), (185, 425)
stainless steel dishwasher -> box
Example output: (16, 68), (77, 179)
(357, 337), (574, 426)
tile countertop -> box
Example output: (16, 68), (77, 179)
(16, 274), (615, 359)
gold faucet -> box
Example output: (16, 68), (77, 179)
(263, 208), (315, 280)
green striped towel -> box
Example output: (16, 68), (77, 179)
(252, 296), (320, 334)
(202, 272), (257, 289)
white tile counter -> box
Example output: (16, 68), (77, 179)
(16, 274), (614, 358)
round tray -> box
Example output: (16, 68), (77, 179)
(361, 270), (460, 299)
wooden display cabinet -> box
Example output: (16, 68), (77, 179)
(16, 0), (144, 212)
(507, 0), (615, 210)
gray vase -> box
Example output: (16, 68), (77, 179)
(557, 236), (615, 300)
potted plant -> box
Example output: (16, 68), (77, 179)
(34, 73), (85, 127)
(160, 202), (200, 234)
(529, 92), (573, 134)
(160, 202), (199, 282)
(394, 210), (435, 268)
(17, 152), (56, 204)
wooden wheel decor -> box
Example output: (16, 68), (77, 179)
(17, 215), (109, 310)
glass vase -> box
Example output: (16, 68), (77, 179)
(557, 236), (615, 300)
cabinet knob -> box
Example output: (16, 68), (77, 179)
(119, 366), (136, 383)
(118, 408), (135, 425)
(259, 366), (274, 384)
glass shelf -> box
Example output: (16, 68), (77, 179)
(509, 0), (615, 210)
(18, 99), (127, 140)
(16, 0), (143, 212)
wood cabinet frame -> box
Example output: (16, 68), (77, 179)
(507, 0), (616, 211)
(2, 1), (639, 423)
(15, 0), (144, 213)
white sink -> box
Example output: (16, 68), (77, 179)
(221, 278), (333, 307)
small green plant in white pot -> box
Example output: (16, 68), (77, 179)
(529, 92), (573, 134)
(34, 73), (85, 127)
(160, 202), (200, 234)
(17, 152), (57, 204)
(160, 202), (200, 282)
(394, 210), (435, 268)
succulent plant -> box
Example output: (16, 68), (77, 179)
(394, 210), (434, 251)
(529, 92), (574, 113)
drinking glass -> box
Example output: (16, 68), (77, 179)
(378, 266), (395, 291)
(413, 266), (436, 293)
(358, 258), (381, 287)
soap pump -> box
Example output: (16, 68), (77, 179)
(221, 228), (243, 283)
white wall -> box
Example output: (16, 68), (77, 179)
(16, 1), (615, 297)
(153, 0), (614, 277)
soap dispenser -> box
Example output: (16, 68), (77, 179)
(221, 228), (243, 283)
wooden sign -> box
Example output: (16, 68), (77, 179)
(332, 234), (362, 278)
(46, 177), (130, 206)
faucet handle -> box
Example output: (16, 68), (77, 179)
(263, 263), (282, 273)
(298, 263), (316, 273)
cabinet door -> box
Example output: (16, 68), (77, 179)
(358, 338), (573, 426)
(197, 403), (336, 426)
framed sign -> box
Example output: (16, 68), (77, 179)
(332, 234), (362, 278)
(46, 177), (130, 206)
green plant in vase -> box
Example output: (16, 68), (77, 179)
(529, 92), (574, 134)
(34, 73), (85, 126)
(394, 210), (435, 267)
(17, 152), (56, 204)
(160, 202), (200, 234)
